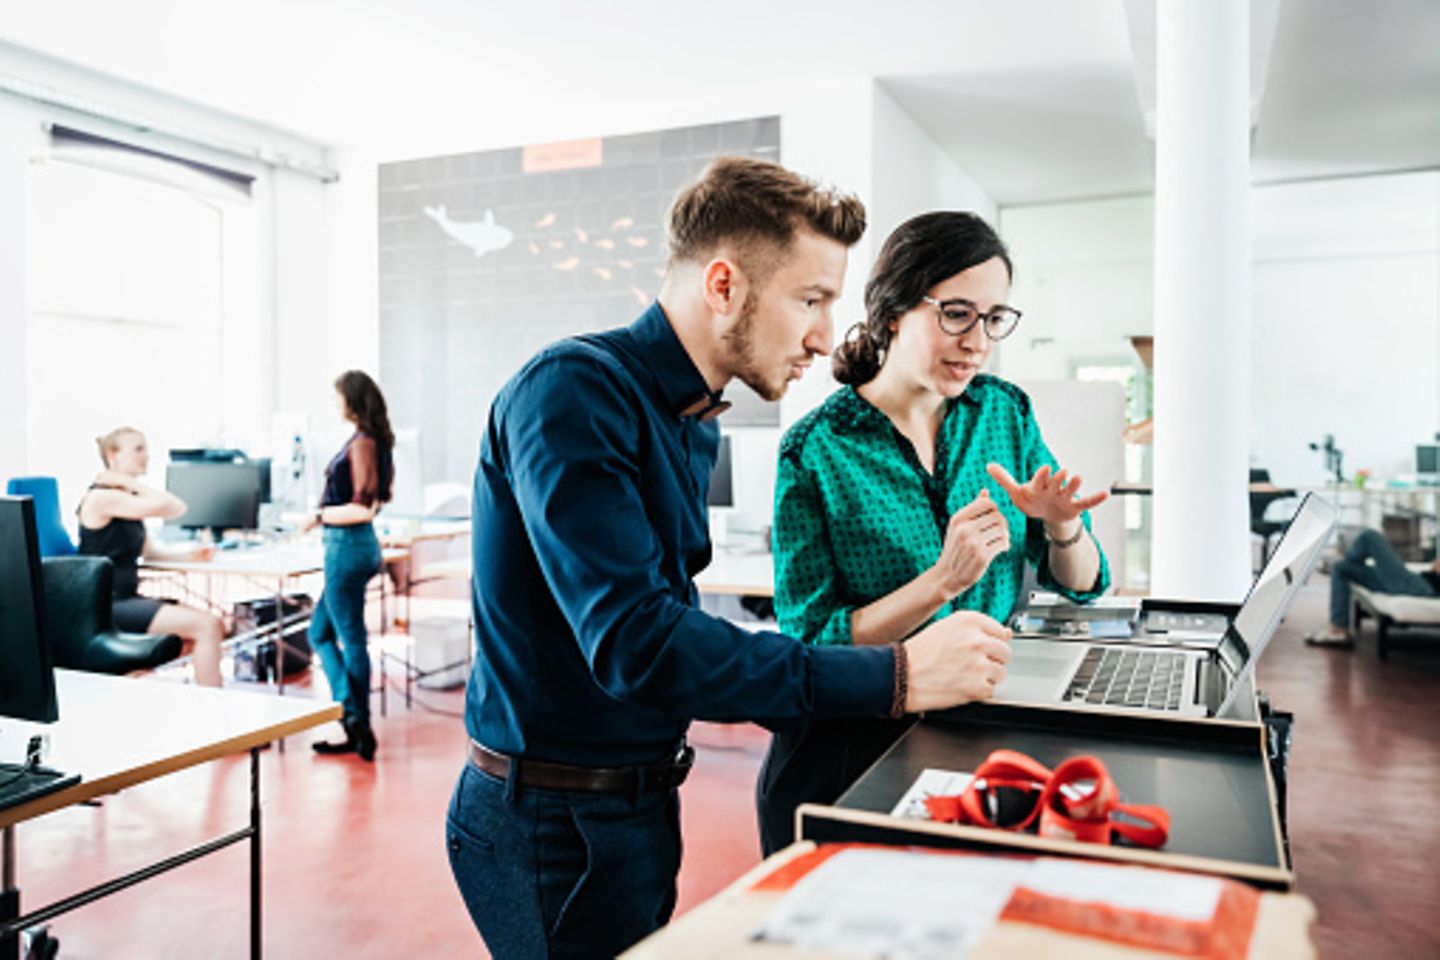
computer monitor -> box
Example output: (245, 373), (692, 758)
(165, 461), (262, 538)
(0, 496), (60, 723)
(707, 435), (734, 508)
(1416, 444), (1439, 483)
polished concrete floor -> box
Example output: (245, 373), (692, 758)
(9, 577), (1439, 957)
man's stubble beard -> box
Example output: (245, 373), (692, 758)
(723, 291), (786, 402)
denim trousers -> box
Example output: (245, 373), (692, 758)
(1329, 528), (1435, 626)
(446, 762), (683, 959)
(308, 523), (383, 727)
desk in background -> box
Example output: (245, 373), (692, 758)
(1, 671), (337, 959)
(695, 550), (774, 598)
(142, 541), (411, 713)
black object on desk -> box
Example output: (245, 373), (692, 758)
(799, 692), (1292, 889)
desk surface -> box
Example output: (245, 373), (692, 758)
(695, 550), (774, 597)
(143, 541), (409, 578)
(0, 670), (338, 828)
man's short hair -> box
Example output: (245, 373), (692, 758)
(667, 157), (866, 284)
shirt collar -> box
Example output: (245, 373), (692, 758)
(628, 301), (730, 420)
(833, 379), (983, 434)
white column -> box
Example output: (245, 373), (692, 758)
(1150, 0), (1253, 600)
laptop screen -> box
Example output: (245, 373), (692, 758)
(1215, 494), (1336, 714)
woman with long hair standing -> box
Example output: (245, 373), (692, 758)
(305, 370), (394, 762)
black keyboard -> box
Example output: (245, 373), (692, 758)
(1064, 647), (1189, 711)
(0, 762), (79, 811)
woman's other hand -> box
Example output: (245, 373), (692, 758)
(930, 490), (1010, 601)
(986, 462), (1108, 529)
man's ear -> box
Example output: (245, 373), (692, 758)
(702, 257), (746, 318)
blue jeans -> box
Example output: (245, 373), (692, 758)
(445, 762), (682, 959)
(1330, 528), (1435, 627)
(308, 523), (382, 727)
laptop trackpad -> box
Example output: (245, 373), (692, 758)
(994, 639), (1084, 703)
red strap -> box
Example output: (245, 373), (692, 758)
(921, 750), (1170, 850)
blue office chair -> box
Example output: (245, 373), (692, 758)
(6, 476), (78, 557)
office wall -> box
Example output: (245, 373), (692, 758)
(996, 171), (1440, 484)
(375, 118), (783, 491)
(353, 79), (1003, 535)
(871, 83), (998, 249)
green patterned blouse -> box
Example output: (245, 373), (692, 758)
(773, 375), (1110, 646)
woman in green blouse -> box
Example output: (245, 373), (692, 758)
(757, 211), (1112, 853)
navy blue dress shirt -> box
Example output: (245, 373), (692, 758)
(465, 302), (895, 767)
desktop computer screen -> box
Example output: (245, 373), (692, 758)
(0, 496), (60, 723)
(1417, 444), (1439, 481)
(165, 461), (262, 536)
(707, 435), (734, 508)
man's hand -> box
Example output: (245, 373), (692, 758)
(931, 490), (1010, 600)
(986, 463), (1107, 533)
(904, 610), (1012, 712)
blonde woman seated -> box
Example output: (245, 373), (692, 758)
(78, 427), (226, 687)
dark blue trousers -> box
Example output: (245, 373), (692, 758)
(308, 523), (382, 727)
(1329, 528), (1435, 627)
(446, 762), (682, 958)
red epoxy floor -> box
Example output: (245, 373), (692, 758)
(9, 578), (1440, 957)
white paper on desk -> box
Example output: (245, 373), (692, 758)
(889, 768), (973, 818)
(1023, 859), (1221, 921)
(753, 848), (1027, 959)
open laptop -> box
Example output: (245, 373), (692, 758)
(993, 493), (1335, 719)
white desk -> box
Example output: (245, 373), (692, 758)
(142, 541), (411, 714)
(1, 671), (338, 958)
(695, 550), (774, 598)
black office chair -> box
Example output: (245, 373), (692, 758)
(40, 557), (182, 674)
(1249, 469), (1297, 568)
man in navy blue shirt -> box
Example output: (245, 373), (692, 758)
(446, 157), (1013, 958)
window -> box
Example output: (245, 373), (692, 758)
(25, 154), (262, 519)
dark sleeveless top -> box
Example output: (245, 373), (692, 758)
(321, 432), (393, 509)
(78, 489), (147, 599)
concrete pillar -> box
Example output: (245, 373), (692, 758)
(1150, 0), (1253, 599)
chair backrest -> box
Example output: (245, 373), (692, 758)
(39, 556), (112, 669)
(6, 477), (77, 557)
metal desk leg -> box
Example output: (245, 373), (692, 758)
(273, 577), (288, 755)
(250, 748), (262, 960)
(1, 825), (17, 960)
(378, 571), (388, 719)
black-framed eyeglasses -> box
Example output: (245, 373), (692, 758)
(922, 296), (1022, 341)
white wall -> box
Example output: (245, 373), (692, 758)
(997, 170), (1440, 486)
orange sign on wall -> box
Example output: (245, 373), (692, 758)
(522, 138), (604, 173)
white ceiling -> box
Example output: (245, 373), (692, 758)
(1, 0), (1436, 206)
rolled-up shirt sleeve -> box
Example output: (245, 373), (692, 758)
(501, 355), (893, 723)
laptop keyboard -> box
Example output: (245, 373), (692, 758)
(1064, 647), (1188, 711)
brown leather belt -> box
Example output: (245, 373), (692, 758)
(467, 739), (695, 796)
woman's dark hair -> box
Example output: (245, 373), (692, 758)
(335, 369), (395, 502)
(833, 211), (1013, 386)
